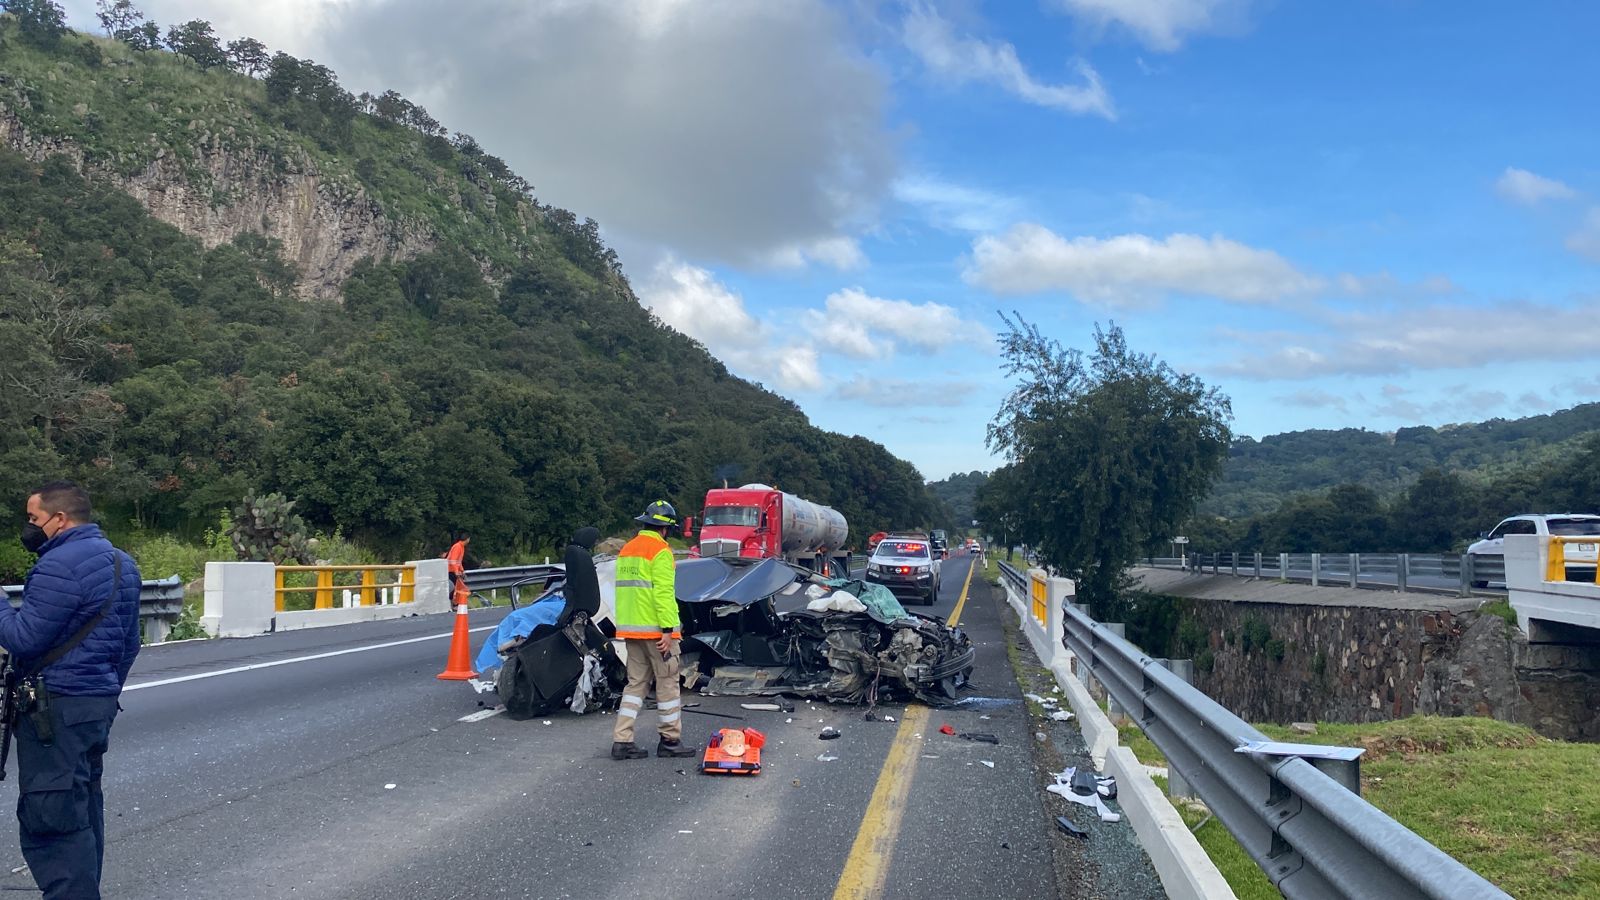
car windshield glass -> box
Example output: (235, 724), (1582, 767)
(1549, 519), (1600, 536)
(703, 506), (760, 527)
(878, 542), (928, 559)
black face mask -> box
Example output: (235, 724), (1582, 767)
(21, 521), (48, 554)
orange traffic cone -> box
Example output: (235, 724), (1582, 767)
(436, 598), (478, 681)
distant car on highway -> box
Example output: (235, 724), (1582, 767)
(866, 536), (941, 605)
(1466, 513), (1600, 586)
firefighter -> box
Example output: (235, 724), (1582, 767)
(611, 501), (695, 760)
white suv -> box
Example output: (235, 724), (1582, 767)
(865, 536), (941, 605)
(1466, 514), (1600, 586)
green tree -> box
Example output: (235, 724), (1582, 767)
(225, 36), (268, 76)
(164, 19), (227, 69)
(1393, 468), (1478, 552)
(2, 0), (67, 46)
(988, 319), (1232, 617)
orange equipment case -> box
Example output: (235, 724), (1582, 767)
(702, 728), (764, 776)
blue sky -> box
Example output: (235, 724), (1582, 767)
(64, 1), (1600, 482)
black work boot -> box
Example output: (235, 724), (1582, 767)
(611, 742), (648, 760)
(656, 737), (696, 758)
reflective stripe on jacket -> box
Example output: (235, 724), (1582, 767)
(614, 530), (678, 639)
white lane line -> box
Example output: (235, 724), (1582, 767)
(457, 708), (504, 723)
(123, 625), (499, 691)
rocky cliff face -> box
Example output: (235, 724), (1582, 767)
(1179, 599), (1600, 742)
(0, 105), (434, 299)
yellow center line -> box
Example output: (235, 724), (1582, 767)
(947, 555), (978, 627)
(832, 704), (932, 900)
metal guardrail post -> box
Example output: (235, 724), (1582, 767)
(1230, 552), (1238, 577)
(1156, 658), (1196, 800)
(1254, 551), (1262, 578)
(1396, 554), (1408, 593)
(1279, 552), (1288, 579)
(1349, 553), (1359, 589)
(1311, 552), (1321, 587)
(1460, 553), (1473, 597)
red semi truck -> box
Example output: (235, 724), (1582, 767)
(689, 484), (851, 577)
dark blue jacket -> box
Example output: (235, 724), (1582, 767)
(0, 524), (142, 696)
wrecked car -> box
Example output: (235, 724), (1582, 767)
(475, 528), (627, 719)
(673, 556), (975, 706)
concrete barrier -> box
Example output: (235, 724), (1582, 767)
(201, 559), (449, 637)
(1505, 533), (1600, 641)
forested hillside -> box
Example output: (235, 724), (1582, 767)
(0, 9), (939, 578)
(928, 470), (987, 532)
(1205, 404), (1600, 518)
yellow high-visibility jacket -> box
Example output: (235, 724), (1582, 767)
(614, 530), (679, 639)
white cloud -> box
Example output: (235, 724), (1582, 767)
(834, 375), (978, 407)
(893, 174), (1020, 233)
(802, 288), (992, 359)
(762, 236), (868, 271)
(639, 258), (822, 391)
(1495, 167), (1577, 206)
(1564, 208), (1600, 262)
(1213, 301), (1600, 381)
(902, 3), (1114, 119)
(964, 224), (1322, 305)
(107, 0), (896, 270)
(1274, 389), (1348, 413)
(1052, 0), (1252, 51)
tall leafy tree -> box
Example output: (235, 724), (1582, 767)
(988, 318), (1232, 617)
(225, 36), (268, 76)
(164, 19), (227, 69)
(2, 0), (67, 46)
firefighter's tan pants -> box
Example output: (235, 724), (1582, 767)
(612, 639), (682, 744)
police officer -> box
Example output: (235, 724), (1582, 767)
(610, 501), (696, 760)
(0, 481), (141, 899)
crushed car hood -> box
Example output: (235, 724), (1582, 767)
(674, 557), (974, 706)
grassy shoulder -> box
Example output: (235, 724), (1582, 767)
(1119, 715), (1597, 899)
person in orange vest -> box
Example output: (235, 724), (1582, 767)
(444, 532), (470, 609)
(610, 501), (695, 760)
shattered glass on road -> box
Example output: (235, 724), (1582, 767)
(674, 557), (975, 706)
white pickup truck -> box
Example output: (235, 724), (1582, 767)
(1466, 513), (1600, 587)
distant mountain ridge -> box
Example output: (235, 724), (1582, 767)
(1205, 402), (1600, 517)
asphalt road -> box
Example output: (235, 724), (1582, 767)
(0, 553), (1150, 899)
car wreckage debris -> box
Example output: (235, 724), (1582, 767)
(674, 557), (976, 707)
(1054, 816), (1089, 840)
(959, 732), (1000, 744)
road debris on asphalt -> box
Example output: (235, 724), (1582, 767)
(817, 753), (839, 762)
(819, 726), (841, 740)
(980, 760), (995, 768)
(1048, 767), (1121, 822)
(959, 732), (1000, 744)
(1054, 816), (1089, 840)
(1050, 710), (1075, 721)
(939, 723), (956, 735)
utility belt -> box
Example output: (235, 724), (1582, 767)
(1, 670), (56, 747)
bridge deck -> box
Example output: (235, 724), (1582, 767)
(1135, 566), (1483, 612)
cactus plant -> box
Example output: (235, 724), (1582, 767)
(228, 492), (316, 565)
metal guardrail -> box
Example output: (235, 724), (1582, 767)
(1047, 581), (1510, 899)
(1144, 552), (1510, 597)
(5, 576), (186, 641)
(274, 564), (416, 611)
